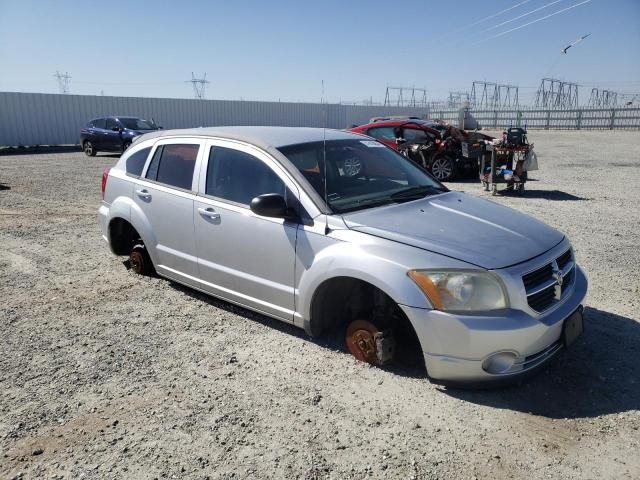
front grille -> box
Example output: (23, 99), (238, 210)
(557, 249), (572, 269)
(522, 263), (553, 290)
(523, 248), (575, 313)
(527, 285), (556, 311)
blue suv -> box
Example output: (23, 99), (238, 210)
(80, 116), (160, 156)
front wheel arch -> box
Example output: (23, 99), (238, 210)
(307, 276), (425, 369)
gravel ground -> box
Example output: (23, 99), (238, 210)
(1, 131), (639, 480)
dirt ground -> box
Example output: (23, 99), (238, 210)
(1, 130), (639, 480)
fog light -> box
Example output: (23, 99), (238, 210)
(482, 351), (518, 374)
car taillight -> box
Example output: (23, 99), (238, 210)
(102, 168), (111, 200)
(435, 138), (441, 144)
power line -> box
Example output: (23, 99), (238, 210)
(446, 0), (533, 37)
(474, 0), (594, 44)
(476, 0), (563, 35)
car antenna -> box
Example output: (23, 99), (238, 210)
(322, 86), (330, 235)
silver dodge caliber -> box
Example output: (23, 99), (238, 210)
(99, 126), (587, 384)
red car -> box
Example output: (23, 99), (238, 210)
(349, 119), (460, 181)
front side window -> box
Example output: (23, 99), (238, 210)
(125, 147), (151, 176)
(206, 147), (285, 205)
(105, 118), (119, 130)
(366, 127), (397, 141)
(145, 144), (199, 190)
(278, 139), (446, 213)
(119, 118), (155, 130)
(402, 127), (433, 142)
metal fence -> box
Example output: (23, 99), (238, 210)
(448, 106), (640, 131)
(1, 92), (639, 147)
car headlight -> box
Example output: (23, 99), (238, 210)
(408, 269), (508, 312)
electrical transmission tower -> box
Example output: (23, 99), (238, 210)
(185, 72), (210, 99)
(470, 81), (519, 108)
(53, 71), (71, 94)
(588, 88), (618, 108)
(535, 78), (579, 109)
(448, 91), (470, 108)
(383, 86), (427, 108)
(497, 84), (519, 107)
(469, 81), (498, 108)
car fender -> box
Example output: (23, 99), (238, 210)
(295, 240), (435, 334)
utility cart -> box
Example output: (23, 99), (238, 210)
(480, 127), (533, 195)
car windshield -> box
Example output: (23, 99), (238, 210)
(278, 139), (447, 213)
(119, 118), (155, 130)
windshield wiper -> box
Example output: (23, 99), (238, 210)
(390, 184), (447, 200)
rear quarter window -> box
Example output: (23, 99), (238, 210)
(125, 147), (151, 176)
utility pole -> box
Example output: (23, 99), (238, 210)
(53, 71), (71, 94)
(185, 72), (210, 99)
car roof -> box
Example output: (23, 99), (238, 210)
(359, 119), (428, 127)
(353, 120), (442, 136)
(134, 126), (364, 149)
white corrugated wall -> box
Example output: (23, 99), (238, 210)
(0, 92), (430, 146)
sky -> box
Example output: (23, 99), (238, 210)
(1, 0), (639, 105)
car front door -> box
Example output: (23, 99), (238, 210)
(364, 126), (399, 149)
(90, 118), (107, 149)
(193, 141), (299, 321)
(104, 117), (123, 151)
(132, 139), (204, 283)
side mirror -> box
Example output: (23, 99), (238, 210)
(250, 193), (295, 219)
(111, 126), (121, 132)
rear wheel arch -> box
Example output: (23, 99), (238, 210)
(108, 217), (144, 255)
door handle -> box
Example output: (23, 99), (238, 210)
(135, 189), (152, 199)
(198, 207), (220, 220)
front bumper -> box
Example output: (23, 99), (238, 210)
(400, 265), (588, 383)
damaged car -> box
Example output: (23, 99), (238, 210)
(99, 126), (587, 384)
(349, 119), (493, 181)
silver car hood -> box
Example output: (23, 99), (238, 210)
(342, 191), (564, 269)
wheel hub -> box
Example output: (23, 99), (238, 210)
(130, 250), (144, 274)
(345, 320), (395, 366)
(432, 158), (452, 179)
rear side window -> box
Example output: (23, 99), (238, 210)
(206, 147), (285, 205)
(145, 144), (199, 190)
(125, 147), (151, 176)
(92, 118), (106, 129)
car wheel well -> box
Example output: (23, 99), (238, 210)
(108, 218), (143, 255)
(310, 277), (424, 369)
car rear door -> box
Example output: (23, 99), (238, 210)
(193, 140), (299, 322)
(132, 138), (205, 284)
